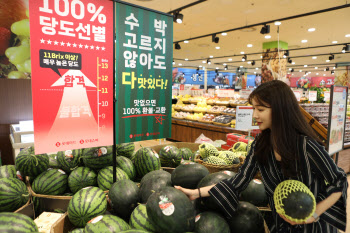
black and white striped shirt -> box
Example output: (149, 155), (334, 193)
(209, 135), (348, 233)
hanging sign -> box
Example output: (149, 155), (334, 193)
(29, 0), (114, 154)
(115, 2), (173, 143)
(235, 106), (259, 130)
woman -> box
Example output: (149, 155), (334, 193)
(175, 80), (348, 233)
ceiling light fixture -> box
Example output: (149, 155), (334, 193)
(215, 46), (220, 49)
(301, 40), (308, 43)
(342, 46), (346, 53)
(331, 70), (334, 74)
(346, 34), (350, 37)
(304, 65), (308, 67)
(175, 43), (181, 50)
(291, 68), (294, 72)
(207, 59), (211, 64)
(284, 50), (289, 57)
(202, 60), (206, 63)
(315, 67), (318, 69)
(184, 40), (189, 43)
(173, 12), (183, 24)
(212, 34), (219, 43)
(228, 58), (232, 61)
(265, 35), (271, 39)
(179, 63), (182, 66)
(196, 67), (199, 71)
(209, 55), (214, 58)
(343, 44), (350, 52)
(288, 58), (292, 63)
(325, 67), (329, 71)
(251, 61), (255, 66)
(260, 24), (270, 34)
(242, 55), (247, 62)
(221, 32), (227, 36)
(326, 60), (330, 62)
(224, 65), (228, 70)
(312, 56), (317, 59)
(215, 69), (218, 74)
(240, 51), (245, 54)
(256, 68), (259, 70)
(185, 58), (188, 61)
(292, 62), (295, 65)
(223, 63), (227, 66)
(274, 21), (282, 26)
(247, 44), (253, 47)
(308, 28), (316, 32)
(329, 54), (334, 60)
(332, 41), (338, 44)
(172, 60), (175, 65)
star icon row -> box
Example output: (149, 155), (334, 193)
(40, 38), (105, 51)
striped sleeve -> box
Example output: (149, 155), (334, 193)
(208, 139), (258, 218)
(306, 138), (348, 231)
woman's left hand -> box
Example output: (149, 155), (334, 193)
(279, 214), (315, 225)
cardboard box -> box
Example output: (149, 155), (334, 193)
(221, 144), (232, 150)
(238, 135), (255, 144)
(35, 212), (64, 233)
(226, 133), (243, 146)
(10, 124), (34, 143)
(9, 134), (34, 161)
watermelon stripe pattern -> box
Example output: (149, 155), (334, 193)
(57, 149), (82, 172)
(116, 156), (136, 180)
(15, 147), (49, 177)
(68, 187), (107, 227)
(116, 142), (135, 158)
(129, 204), (157, 232)
(32, 169), (68, 195)
(84, 215), (131, 233)
(97, 166), (129, 191)
(134, 148), (161, 177)
(68, 167), (97, 194)
(0, 178), (29, 212)
(82, 146), (114, 170)
(0, 165), (16, 178)
(0, 212), (38, 233)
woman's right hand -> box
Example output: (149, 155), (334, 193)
(174, 186), (200, 200)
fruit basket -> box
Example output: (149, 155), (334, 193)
(195, 154), (244, 173)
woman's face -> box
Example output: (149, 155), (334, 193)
(252, 98), (272, 130)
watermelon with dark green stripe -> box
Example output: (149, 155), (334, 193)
(0, 165), (16, 178)
(179, 147), (194, 161)
(134, 148), (161, 177)
(68, 167), (97, 194)
(84, 215), (131, 233)
(0, 212), (38, 232)
(0, 177), (29, 212)
(159, 145), (181, 168)
(129, 204), (157, 232)
(82, 146), (113, 170)
(15, 146), (49, 177)
(116, 156), (136, 180)
(68, 186), (107, 227)
(32, 169), (68, 195)
(48, 154), (60, 169)
(109, 179), (140, 219)
(116, 142), (135, 159)
(97, 166), (129, 191)
(57, 149), (83, 173)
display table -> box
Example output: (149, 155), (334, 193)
(170, 119), (248, 142)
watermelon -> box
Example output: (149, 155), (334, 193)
(120, 230), (150, 233)
(82, 146), (113, 170)
(32, 169), (68, 195)
(68, 167), (97, 194)
(70, 228), (85, 233)
(15, 146), (49, 177)
(180, 160), (196, 165)
(171, 163), (209, 189)
(146, 186), (195, 233)
(57, 149), (82, 172)
(140, 170), (172, 203)
(109, 179), (140, 219)
(220, 170), (237, 177)
(240, 179), (268, 206)
(227, 201), (264, 233)
(159, 145), (181, 167)
(84, 215), (131, 232)
(194, 211), (230, 233)
(116, 142), (135, 158)
(97, 166), (129, 191)
(129, 204), (157, 232)
(0, 212), (38, 232)
(0, 165), (16, 178)
(116, 156), (136, 180)
(48, 154), (60, 168)
(68, 187), (107, 227)
(0, 178), (29, 212)
(134, 148), (161, 177)
(196, 172), (231, 212)
(179, 147), (194, 161)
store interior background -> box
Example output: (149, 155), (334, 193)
(0, 0), (350, 167)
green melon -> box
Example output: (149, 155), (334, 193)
(0, 165), (16, 178)
(0, 212), (38, 232)
(129, 204), (157, 232)
(67, 187), (107, 227)
(199, 143), (219, 158)
(82, 146), (113, 170)
(97, 166), (129, 191)
(15, 146), (49, 177)
(109, 179), (140, 219)
(134, 148), (161, 177)
(0, 178), (29, 212)
(84, 215), (131, 233)
(217, 151), (240, 165)
(56, 149), (82, 172)
(232, 142), (247, 152)
(194, 211), (230, 233)
(159, 145), (181, 168)
(32, 169), (68, 195)
(116, 142), (135, 158)
(146, 187), (195, 233)
(171, 163), (209, 189)
(68, 167), (97, 194)
(203, 156), (227, 165)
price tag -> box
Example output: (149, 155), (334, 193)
(239, 89), (252, 99)
(235, 106), (259, 130)
(191, 89), (204, 97)
(308, 91), (317, 102)
(217, 89), (235, 98)
(324, 91), (330, 101)
(293, 90), (301, 101)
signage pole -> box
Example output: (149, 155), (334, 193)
(112, 1), (117, 183)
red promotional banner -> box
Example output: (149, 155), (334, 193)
(29, 0), (113, 154)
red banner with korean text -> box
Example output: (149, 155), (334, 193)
(29, 0), (113, 154)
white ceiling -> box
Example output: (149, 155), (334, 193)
(124, 0), (350, 77)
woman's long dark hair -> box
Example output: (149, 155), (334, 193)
(248, 80), (320, 177)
